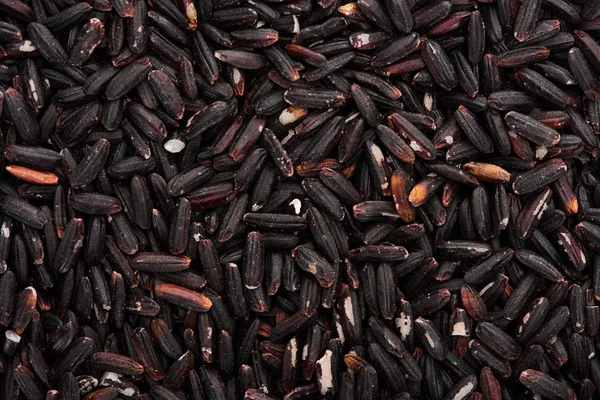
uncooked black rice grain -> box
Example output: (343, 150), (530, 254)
(1, 0), (600, 398)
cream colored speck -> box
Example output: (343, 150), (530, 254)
(232, 67), (242, 84)
(424, 331), (436, 349)
(479, 282), (494, 296)
(282, 129), (295, 145)
(424, 93), (433, 110)
(452, 322), (467, 336)
(369, 142), (386, 164)
(186, 2), (196, 16)
(531, 192), (550, 217)
(19, 41), (35, 52)
(345, 112), (359, 122)
(280, 109), (298, 125)
(334, 311), (345, 344)
(522, 312), (530, 325)
(344, 296), (355, 327)
(354, 34), (370, 47)
(290, 199), (301, 214)
(535, 146), (548, 159)
(317, 350), (334, 395)
(1, 223), (9, 238)
(409, 141), (422, 151)
(5, 330), (20, 343)
(395, 312), (411, 340)
(451, 382), (474, 400)
(99, 372), (120, 387)
(559, 232), (571, 247)
(289, 337), (298, 367)
(28, 79), (38, 102)
(164, 138), (185, 153)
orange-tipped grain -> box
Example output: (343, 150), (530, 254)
(553, 175), (579, 215)
(460, 284), (487, 322)
(408, 174), (445, 207)
(155, 283), (212, 312)
(6, 165), (59, 185)
(463, 162), (511, 183)
(297, 159), (342, 178)
(496, 47), (550, 68)
(338, 2), (365, 20)
(12, 286), (37, 335)
(182, 0), (197, 30)
(391, 169), (416, 222)
(344, 353), (369, 372)
(279, 106), (309, 126)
